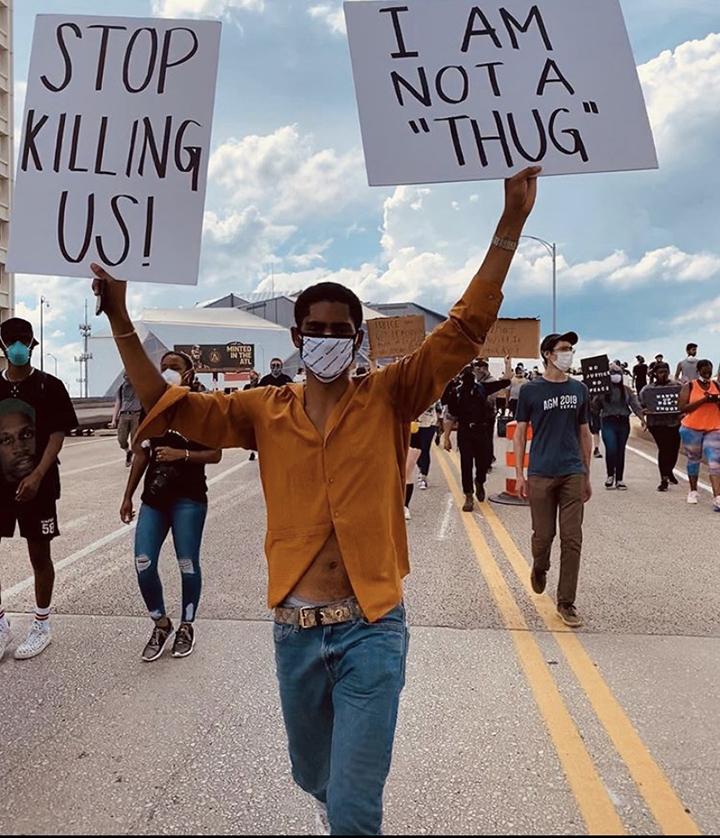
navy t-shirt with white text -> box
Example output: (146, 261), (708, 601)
(515, 378), (589, 477)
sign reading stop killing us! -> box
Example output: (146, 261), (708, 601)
(7, 15), (222, 285)
(344, 0), (658, 186)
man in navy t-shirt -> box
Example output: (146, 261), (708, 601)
(514, 331), (592, 628)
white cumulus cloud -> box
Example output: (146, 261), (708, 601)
(308, 3), (346, 35)
(152, 0), (265, 19)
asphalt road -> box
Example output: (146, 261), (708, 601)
(1, 426), (718, 835)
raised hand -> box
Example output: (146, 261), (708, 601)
(91, 263), (129, 326)
(503, 166), (542, 222)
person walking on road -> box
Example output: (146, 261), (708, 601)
(415, 405), (438, 490)
(594, 362), (645, 490)
(675, 343), (700, 385)
(632, 355), (648, 395)
(444, 364), (511, 511)
(92, 166), (541, 836)
(404, 422), (423, 520)
(0, 318), (77, 661)
(678, 359), (720, 509)
(243, 371), (261, 460)
(639, 363), (682, 492)
(259, 358), (293, 387)
(120, 351), (222, 661)
(111, 371), (143, 466)
(514, 331), (592, 629)
(508, 363), (527, 418)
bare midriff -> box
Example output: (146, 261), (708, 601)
(290, 530), (354, 604)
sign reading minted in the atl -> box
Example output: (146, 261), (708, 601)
(7, 15), (222, 285)
(175, 343), (255, 374)
(344, 0), (658, 185)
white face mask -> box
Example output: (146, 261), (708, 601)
(301, 336), (356, 384)
(610, 373), (623, 384)
(552, 350), (574, 373)
(162, 369), (183, 386)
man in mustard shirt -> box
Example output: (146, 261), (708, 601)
(91, 166), (540, 835)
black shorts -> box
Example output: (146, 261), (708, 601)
(409, 431), (423, 450)
(0, 495), (60, 542)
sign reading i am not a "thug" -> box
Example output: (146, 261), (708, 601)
(7, 15), (221, 285)
(344, 0), (658, 186)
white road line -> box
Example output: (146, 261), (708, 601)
(62, 458), (124, 477)
(626, 444), (712, 494)
(3, 459), (250, 602)
(437, 494), (454, 541)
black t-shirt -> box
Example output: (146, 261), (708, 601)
(0, 370), (77, 501)
(633, 363), (648, 387)
(258, 373), (293, 387)
(446, 379), (511, 428)
(141, 430), (212, 508)
(516, 378), (589, 477)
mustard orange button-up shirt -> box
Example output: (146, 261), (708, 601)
(136, 276), (503, 621)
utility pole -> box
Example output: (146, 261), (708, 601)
(77, 299), (93, 398)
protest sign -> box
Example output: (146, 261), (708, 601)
(581, 355), (610, 396)
(7, 15), (221, 285)
(344, 0), (658, 185)
(481, 318), (540, 358)
(174, 343), (255, 373)
(643, 385), (681, 414)
(367, 315), (426, 359)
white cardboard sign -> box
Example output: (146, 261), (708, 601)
(344, 0), (658, 186)
(7, 15), (222, 285)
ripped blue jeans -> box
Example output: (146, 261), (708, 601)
(134, 499), (207, 623)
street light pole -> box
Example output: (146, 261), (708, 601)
(39, 296), (50, 371)
(520, 235), (557, 332)
(46, 352), (58, 377)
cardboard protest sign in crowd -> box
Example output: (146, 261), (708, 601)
(345, 0), (658, 186)
(7, 15), (221, 285)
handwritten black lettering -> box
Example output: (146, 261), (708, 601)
(499, 5), (553, 51)
(158, 28), (199, 94)
(475, 62), (504, 97)
(57, 190), (94, 262)
(536, 58), (575, 96)
(436, 66), (469, 105)
(20, 109), (48, 171)
(391, 67), (431, 107)
(95, 194), (137, 266)
(379, 6), (419, 58)
(88, 24), (127, 91)
(461, 7), (502, 52)
(123, 27), (160, 93)
(41, 23), (81, 92)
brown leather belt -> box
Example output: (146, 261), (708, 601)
(274, 597), (364, 630)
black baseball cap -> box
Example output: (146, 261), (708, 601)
(0, 317), (39, 348)
(540, 331), (578, 355)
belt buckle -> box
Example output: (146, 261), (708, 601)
(298, 607), (317, 629)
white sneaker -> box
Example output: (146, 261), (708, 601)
(687, 491), (699, 505)
(418, 476), (428, 490)
(713, 496), (720, 512)
(404, 506), (411, 521)
(0, 622), (11, 661)
(14, 621), (52, 660)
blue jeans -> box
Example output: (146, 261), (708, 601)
(274, 603), (409, 835)
(416, 426), (437, 477)
(601, 416), (631, 481)
(134, 499), (208, 623)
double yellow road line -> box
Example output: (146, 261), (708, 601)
(437, 450), (700, 836)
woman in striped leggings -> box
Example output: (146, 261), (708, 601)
(678, 359), (720, 510)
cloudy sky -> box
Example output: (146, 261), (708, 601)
(10, 0), (720, 391)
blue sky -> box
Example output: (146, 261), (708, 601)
(10, 0), (720, 391)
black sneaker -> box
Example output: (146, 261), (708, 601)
(141, 621), (174, 662)
(605, 476), (615, 489)
(667, 473), (679, 485)
(172, 623), (196, 659)
(249, 452), (256, 461)
(462, 494), (474, 512)
(658, 479), (669, 492)
(557, 604), (583, 628)
(125, 450), (133, 467)
(593, 447), (602, 459)
(475, 481), (485, 503)
(530, 568), (547, 594)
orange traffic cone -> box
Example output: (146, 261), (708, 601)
(489, 420), (532, 506)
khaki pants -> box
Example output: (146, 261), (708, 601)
(528, 474), (584, 607)
(117, 412), (140, 452)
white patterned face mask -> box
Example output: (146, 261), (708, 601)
(301, 336), (356, 383)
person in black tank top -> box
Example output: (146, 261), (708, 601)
(120, 351), (222, 662)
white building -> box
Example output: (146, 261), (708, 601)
(0, 0), (13, 346)
(88, 305), (294, 396)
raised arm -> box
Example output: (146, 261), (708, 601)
(379, 167), (541, 420)
(91, 264), (167, 413)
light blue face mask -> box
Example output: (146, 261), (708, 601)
(2, 341), (32, 367)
